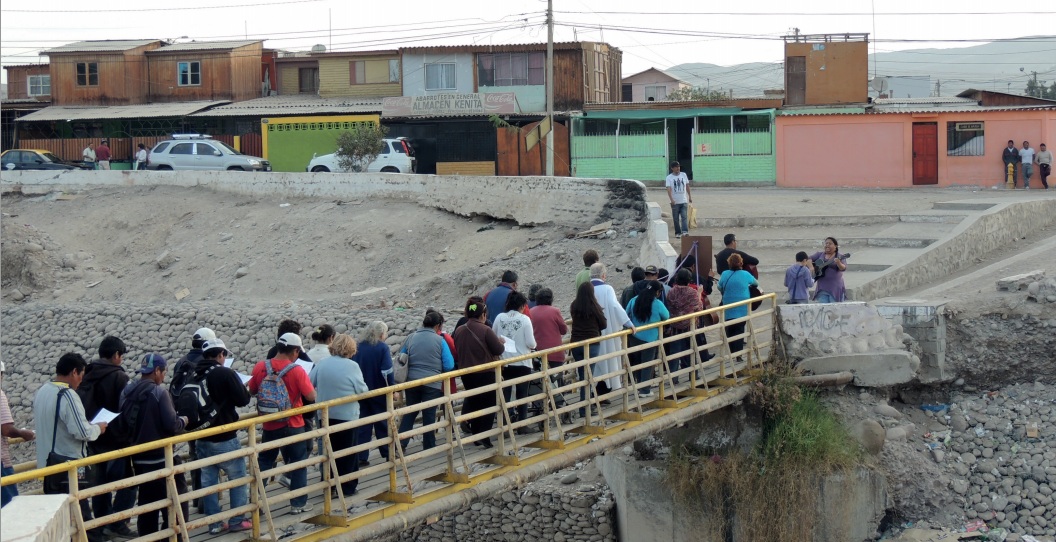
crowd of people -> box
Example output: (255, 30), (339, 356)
(0, 237), (850, 538)
(1003, 139), (1052, 189)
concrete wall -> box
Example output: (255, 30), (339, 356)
(638, 201), (678, 272)
(0, 170), (645, 229)
(0, 495), (71, 541)
(875, 302), (949, 383)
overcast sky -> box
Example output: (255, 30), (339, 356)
(1, 0), (1053, 84)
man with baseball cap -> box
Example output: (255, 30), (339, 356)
(248, 333), (317, 515)
(121, 353), (188, 537)
(169, 326), (216, 507)
(185, 338), (252, 534)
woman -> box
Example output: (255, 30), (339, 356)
(396, 311), (454, 451)
(306, 324), (335, 363)
(309, 334), (368, 497)
(569, 281), (606, 417)
(664, 268), (702, 379)
(626, 281), (669, 397)
(453, 297), (505, 447)
(529, 288), (568, 371)
(352, 321), (394, 464)
(810, 237), (848, 303)
(718, 253), (759, 356)
(492, 291), (536, 432)
(134, 143), (148, 171)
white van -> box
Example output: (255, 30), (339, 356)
(306, 137), (416, 173)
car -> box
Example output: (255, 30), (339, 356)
(1, 149), (87, 171)
(148, 134), (270, 172)
(306, 137), (416, 174)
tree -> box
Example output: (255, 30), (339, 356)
(335, 123), (389, 172)
(1023, 77), (1056, 99)
(666, 86), (732, 102)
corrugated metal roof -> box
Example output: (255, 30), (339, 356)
(778, 104), (1056, 117)
(147, 40), (262, 53)
(44, 40), (160, 54)
(2, 63), (48, 70)
(191, 95), (382, 117)
(777, 106), (868, 116)
(872, 97), (977, 105)
(15, 100), (229, 122)
(401, 41), (617, 54)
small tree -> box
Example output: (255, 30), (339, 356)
(667, 86), (732, 102)
(335, 123), (389, 172)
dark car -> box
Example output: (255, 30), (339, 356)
(1, 149), (84, 171)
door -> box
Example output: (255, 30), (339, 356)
(912, 122), (938, 185)
(786, 56), (806, 105)
(195, 142), (224, 170)
(168, 142), (196, 170)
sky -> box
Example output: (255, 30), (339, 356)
(1, 0), (1054, 85)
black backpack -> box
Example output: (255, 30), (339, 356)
(176, 366), (218, 430)
(107, 384), (147, 448)
(168, 357), (198, 401)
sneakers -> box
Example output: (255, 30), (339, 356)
(277, 475), (291, 488)
(103, 523), (135, 539)
(639, 391), (655, 398)
(208, 525), (228, 535)
(290, 504), (314, 515)
(229, 520), (253, 532)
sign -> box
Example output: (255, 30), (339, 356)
(525, 116), (552, 152)
(382, 92), (519, 117)
(699, 143), (712, 154)
(954, 122), (983, 131)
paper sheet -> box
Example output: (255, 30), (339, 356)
(295, 359), (314, 374)
(238, 373), (252, 385)
(502, 336), (518, 354)
(224, 357), (234, 368)
(91, 408), (118, 425)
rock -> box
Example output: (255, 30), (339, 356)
(156, 250), (177, 270)
(219, 232), (234, 242)
(853, 419), (886, 454)
(874, 404), (902, 419)
(235, 267), (249, 278)
(560, 474), (579, 485)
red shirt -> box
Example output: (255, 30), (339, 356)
(95, 145), (111, 161)
(248, 358), (314, 430)
(529, 304), (569, 362)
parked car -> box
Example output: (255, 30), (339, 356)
(148, 134), (270, 171)
(306, 137), (416, 173)
(1, 149), (87, 171)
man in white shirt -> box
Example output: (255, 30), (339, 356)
(82, 145), (96, 170)
(1020, 141), (1036, 189)
(1035, 143), (1051, 189)
(665, 161), (692, 238)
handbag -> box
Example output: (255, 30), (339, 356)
(43, 388), (85, 494)
(394, 350), (410, 384)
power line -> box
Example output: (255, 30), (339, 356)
(554, 10), (1056, 16)
(2, 0), (325, 13)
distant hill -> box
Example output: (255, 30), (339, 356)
(664, 36), (1056, 98)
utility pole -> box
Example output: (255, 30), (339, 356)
(934, 79), (941, 97)
(545, 0), (555, 176)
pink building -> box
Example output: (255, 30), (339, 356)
(777, 105), (1056, 188)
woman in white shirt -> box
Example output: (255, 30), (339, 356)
(492, 291), (536, 431)
(306, 324), (335, 363)
(134, 143), (148, 171)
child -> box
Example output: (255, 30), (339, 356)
(784, 251), (815, 304)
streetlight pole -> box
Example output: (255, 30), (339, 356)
(545, 0), (555, 176)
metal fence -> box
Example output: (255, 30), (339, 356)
(2, 294), (776, 542)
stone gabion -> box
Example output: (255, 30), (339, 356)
(0, 301), (450, 465)
(378, 485), (617, 542)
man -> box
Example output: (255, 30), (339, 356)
(170, 326), (215, 506)
(784, 251), (816, 304)
(483, 270), (518, 326)
(248, 333), (317, 515)
(95, 140), (112, 171)
(82, 144), (97, 170)
(665, 161), (692, 238)
(79, 336), (136, 538)
(2, 360), (35, 507)
(1021, 141), (1036, 190)
(1002, 140), (1019, 186)
(575, 249), (600, 290)
(715, 233), (760, 275)
(183, 338), (252, 534)
(33, 353), (107, 542)
(1036, 143), (1052, 189)
(589, 263), (635, 395)
(122, 354), (188, 537)
(620, 267), (646, 308)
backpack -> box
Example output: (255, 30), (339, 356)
(168, 357), (197, 401)
(107, 384), (147, 448)
(175, 366), (218, 430)
(256, 360), (296, 415)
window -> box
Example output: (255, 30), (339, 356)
(170, 143), (195, 155)
(389, 59), (400, 83)
(947, 121), (985, 156)
(425, 63), (456, 90)
(299, 67), (319, 93)
(177, 61), (201, 86)
(644, 85), (667, 101)
(76, 62), (98, 86)
(28, 75), (51, 96)
(350, 61), (366, 85)
(477, 52), (544, 87)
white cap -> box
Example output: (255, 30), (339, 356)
(277, 333), (303, 348)
(193, 328), (217, 342)
(201, 338), (229, 355)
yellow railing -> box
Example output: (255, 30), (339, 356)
(2, 294), (777, 542)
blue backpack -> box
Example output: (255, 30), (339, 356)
(256, 360), (295, 415)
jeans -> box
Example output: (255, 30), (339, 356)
(571, 343), (600, 417)
(815, 291), (838, 304)
(131, 460), (188, 536)
(460, 371), (497, 437)
(1022, 163), (1034, 187)
(90, 459), (137, 529)
(665, 336), (691, 382)
(329, 419), (360, 495)
(501, 365), (533, 423)
(671, 203), (688, 236)
(627, 335), (657, 394)
(1, 465), (16, 507)
(258, 425), (309, 508)
(398, 385), (444, 451)
(196, 437), (248, 530)
(356, 398), (390, 463)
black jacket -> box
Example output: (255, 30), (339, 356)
(715, 248), (760, 274)
(78, 360), (130, 453)
(190, 359), (251, 443)
(120, 379), (186, 464)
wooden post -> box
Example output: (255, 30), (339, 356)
(164, 444), (191, 542)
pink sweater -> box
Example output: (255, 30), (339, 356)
(529, 305), (569, 362)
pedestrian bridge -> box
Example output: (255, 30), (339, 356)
(2, 295), (776, 542)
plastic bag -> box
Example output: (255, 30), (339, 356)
(689, 205), (698, 228)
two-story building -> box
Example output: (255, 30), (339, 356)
(620, 67), (689, 102)
(1, 64), (51, 148)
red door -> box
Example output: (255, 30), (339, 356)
(912, 123), (938, 185)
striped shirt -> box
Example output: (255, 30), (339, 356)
(32, 382), (101, 468)
(0, 390), (13, 467)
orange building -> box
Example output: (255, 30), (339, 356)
(783, 33), (869, 106)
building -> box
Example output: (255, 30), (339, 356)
(144, 40), (264, 103)
(620, 67), (690, 102)
(42, 40), (163, 106)
(869, 75), (932, 99)
(3, 64), (51, 102)
(783, 33), (869, 106)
